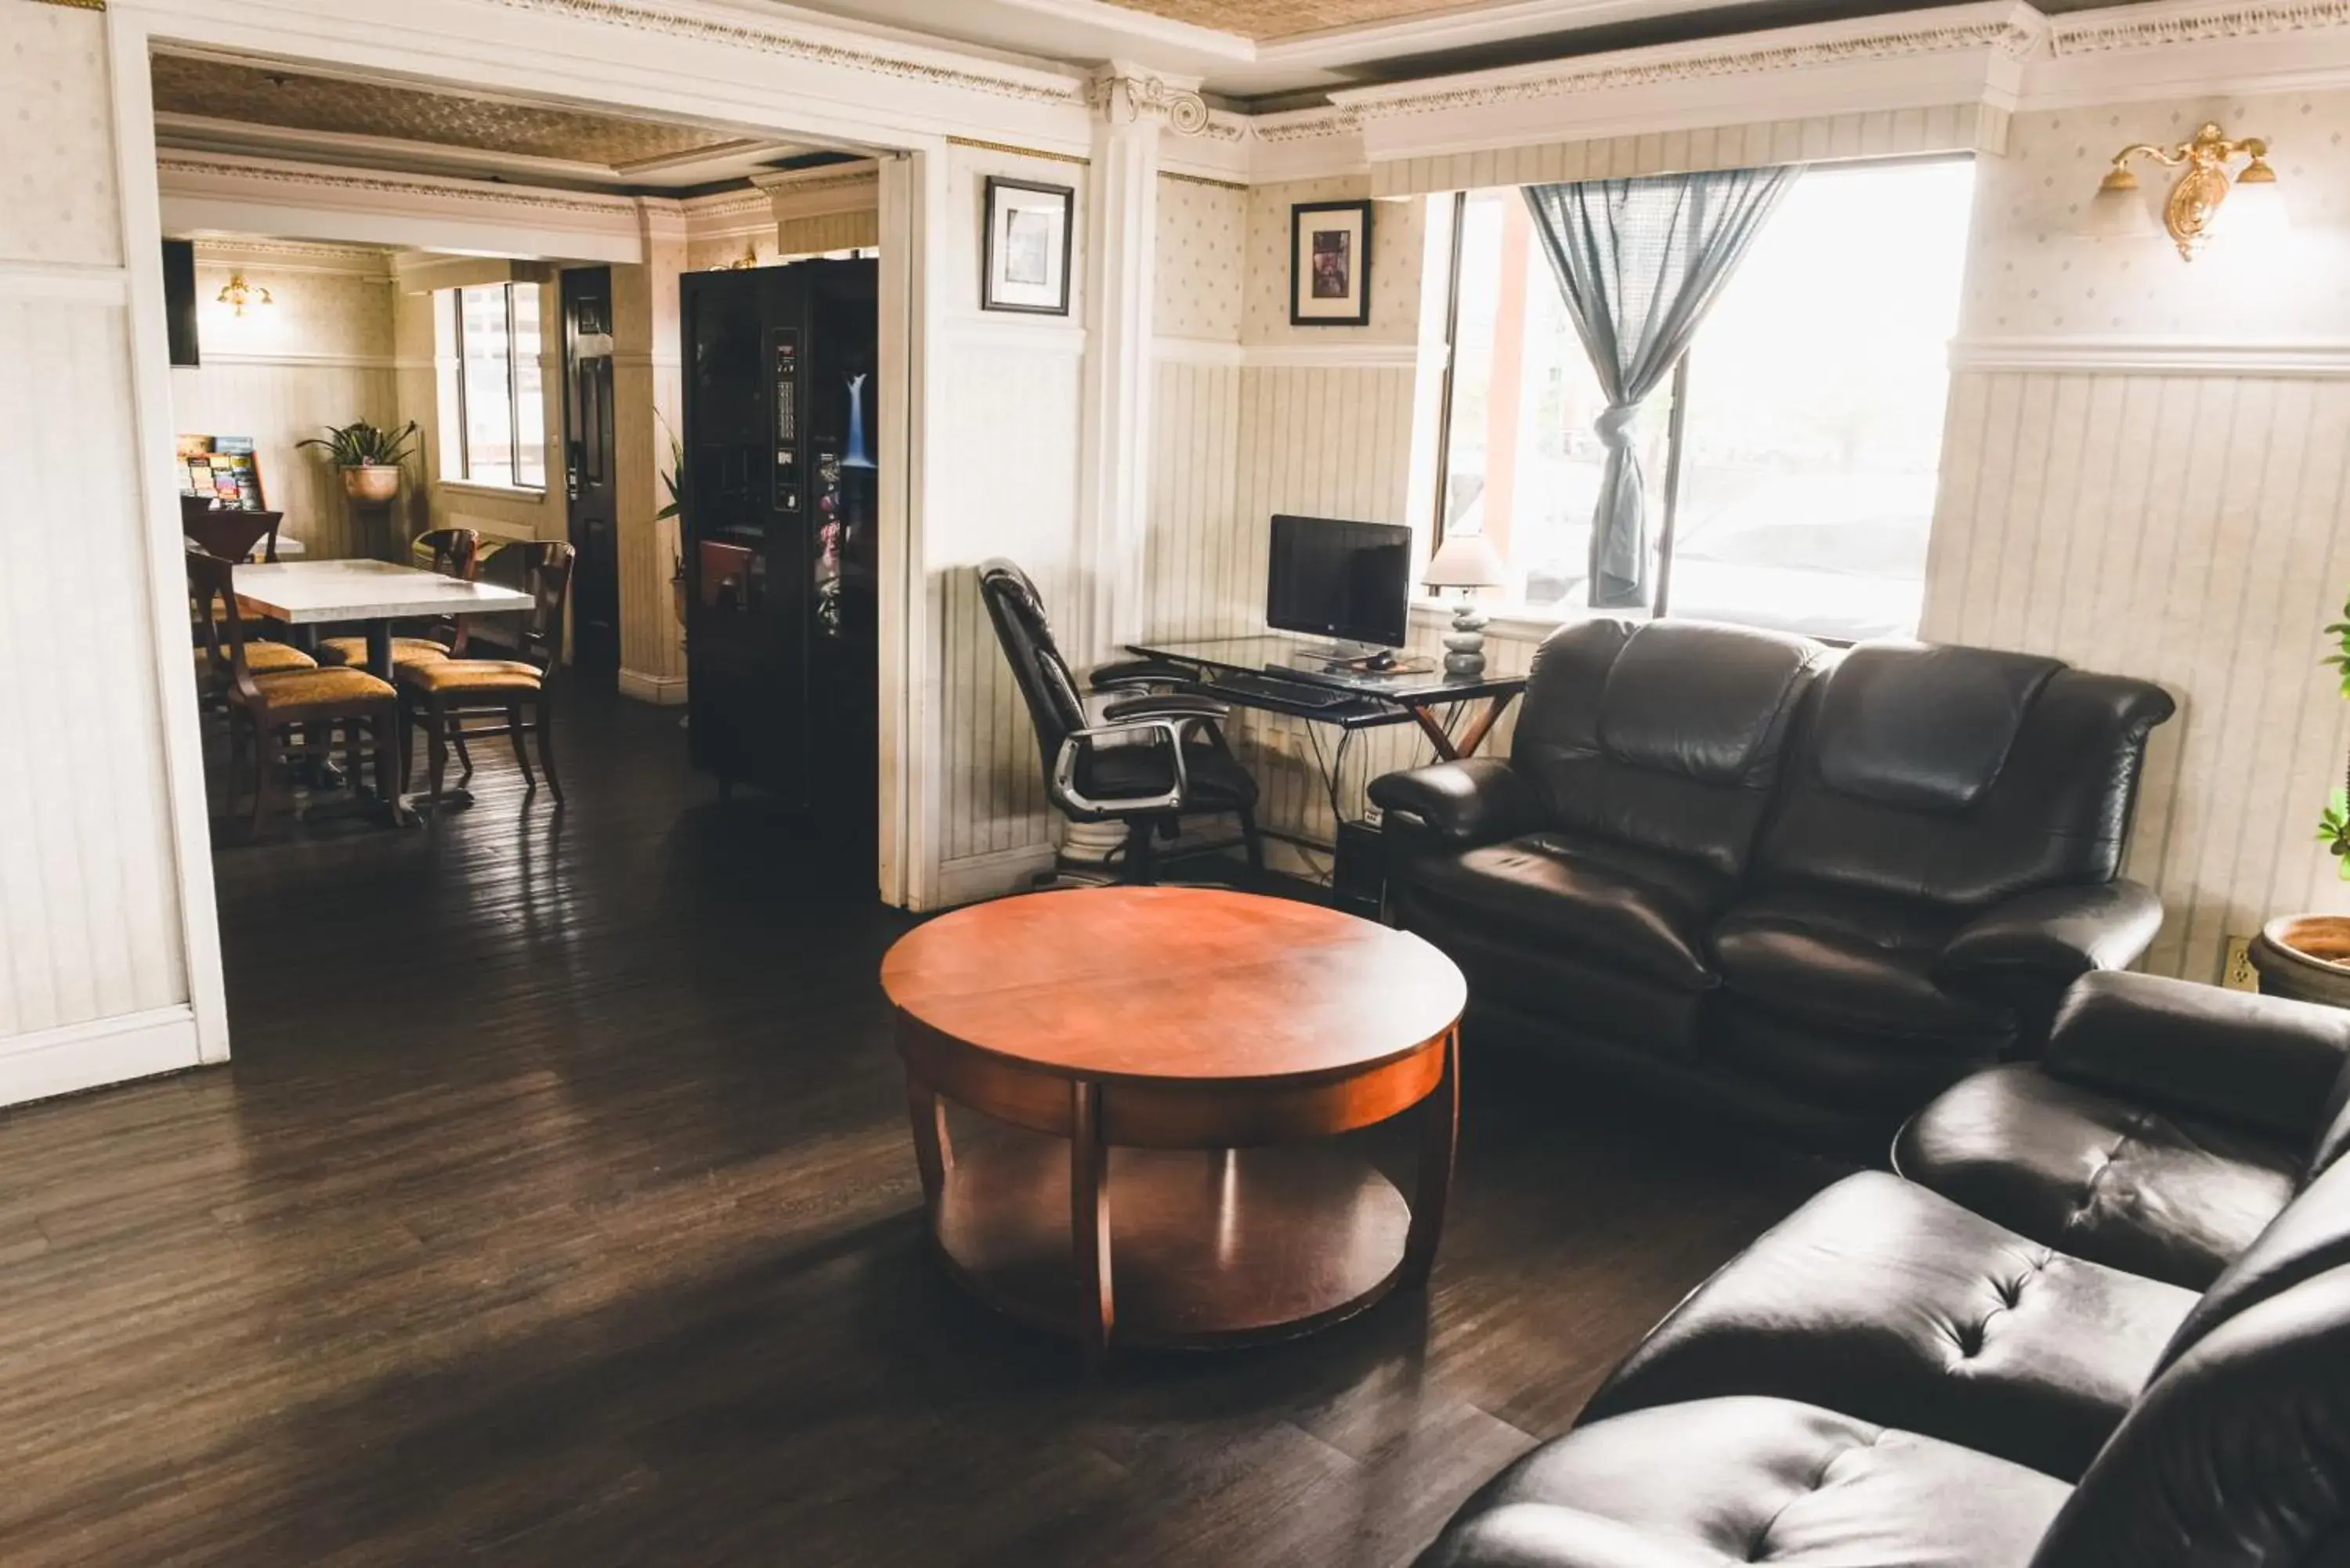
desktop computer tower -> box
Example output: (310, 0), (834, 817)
(679, 260), (878, 822)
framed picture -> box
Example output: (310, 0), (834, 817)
(982, 176), (1073, 316)
(1290, 199), (1373, 327)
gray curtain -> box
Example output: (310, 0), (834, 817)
(1523, 168), (1800, 608)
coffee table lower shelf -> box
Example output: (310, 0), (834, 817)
(931, 1136), (1413, 1349)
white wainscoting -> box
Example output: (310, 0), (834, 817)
(0, 291), (194, 1057)
(930, 324), (1086, 887)
(1923, 368), (2350, 983)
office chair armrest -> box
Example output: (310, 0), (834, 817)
(1091, 657), (1201, 691)
(1050, 717), (1209, 818)
(1099, 692), (1231, 722)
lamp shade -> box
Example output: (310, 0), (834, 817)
(2083, 169), (2158, 240)
(1424, 532), (1506, 589)
(2224, 164), (2290, 243)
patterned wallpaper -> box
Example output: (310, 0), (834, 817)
(1243, 176), (1424, 346)
(1967, 89), (2350, 340)
(2, 3), (121, 267)
(1155, 175), (1245, 341)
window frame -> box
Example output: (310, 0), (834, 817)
(1428, 154), (1969, 634)
(448, 281), (542, 493)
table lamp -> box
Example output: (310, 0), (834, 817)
(1423, 533), (1506, 677)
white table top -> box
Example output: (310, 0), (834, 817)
(233, 560), (533, 624)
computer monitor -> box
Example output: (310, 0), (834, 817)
(1266, 514), (1412, 652)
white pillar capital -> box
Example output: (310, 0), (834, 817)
(1085, 63), (1210, 137)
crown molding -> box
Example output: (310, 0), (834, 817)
(2047, 0), (2350, 53)
(185, 236), (398, 275)
(1332, 2), (2044, 120)
(480, 0), (1091, 107)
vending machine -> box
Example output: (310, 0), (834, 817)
(678, 258), (879, 819)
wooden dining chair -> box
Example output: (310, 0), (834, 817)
(189, 550), (399, 837)
(189, 541), (316, 700)
(316, 526), (483, 674)
(184, 507), (284, 565)
(398, 540), (574, 810)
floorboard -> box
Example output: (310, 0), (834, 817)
(0, 692), (1839, 1567)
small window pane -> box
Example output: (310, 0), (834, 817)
(510, 284), (546, 490)
(457, 284), (515, 488)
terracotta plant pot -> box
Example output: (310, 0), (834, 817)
(342, 464), (401, 504)
(2250, 915), (2350, 1009)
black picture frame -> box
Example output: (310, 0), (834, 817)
(1289, 198), (1373, 327)
(981, 175), (1075, 316)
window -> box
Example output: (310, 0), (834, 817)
(445, 283), (546, 490)
(1434, 159), (1976, 640)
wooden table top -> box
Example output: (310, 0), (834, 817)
(231, 560), (533, 624)
(880, 887), (1466, 1086)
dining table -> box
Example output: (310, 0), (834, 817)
(232, 559), (535, 822)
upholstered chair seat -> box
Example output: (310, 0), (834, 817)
(240, 667), (396, 707)
(196, 641), (314, 680)
(316, 635), (452, 670)
(398, 659), (543, 694)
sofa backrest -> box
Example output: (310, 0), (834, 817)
(2028, 1263), (2350, 1568)
(2156, 1149), (2350, 1378)
(1509, 618), (1824, 881)
(1752, 643), (2175, 910)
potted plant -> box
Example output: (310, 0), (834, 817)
(2250, 594), (2350, 1006)
(658, 420), (688, 635)
(298, 419), (420, 504)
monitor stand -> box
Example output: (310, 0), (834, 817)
(1294, 639), (1396, 672)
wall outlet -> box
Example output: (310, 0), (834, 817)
(2222, 935), (2259, 992)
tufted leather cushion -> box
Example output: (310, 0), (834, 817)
(1756, 665), (2175, 909)
(1581, 1172), (2195, 1481)
(1074, 739), (1256, 811)
(316, 635), (450, 670)
(1413, 1396), (2069, 1568)
(2027, 1264), (2350, 1568)
(1810, 644), (2061, 812)
(1508, 618), (1823, 881)
(194, 641), (313, 679)
(1401, 832), (1732, 992)
(1712, 887), (2014, 1050)
(237, 667), (394, 707)
(1894, 1064), (2299, 1291)
(399, 659), (543, 694)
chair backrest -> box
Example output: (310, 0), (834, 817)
(976, 558), (1088, 780)
(2028, 1260), (2350, 1568)
(415, 526), (483, 655)
(180, 493), (215, 530)
(1506, 617), (1826, 881)
(512, 540), (575, 676)
(1753, 643), (2175, 910)
(186, 547), (266, 704)
(184, 508), (284, 565)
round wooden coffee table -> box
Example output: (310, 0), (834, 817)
(880, 885), (1466, 1364)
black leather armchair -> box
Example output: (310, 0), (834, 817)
(1372, 620), (2175, 1154)
(977, 559), (1262, 884)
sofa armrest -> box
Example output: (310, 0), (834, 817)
(1936, 880), (2165, 988)
(2037, 969), (2350, 1145)
(1367, 758), (1542, 851)
(1098, 691), (1228, 722)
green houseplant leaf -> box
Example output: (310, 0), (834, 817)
(298, 419), (420, 468)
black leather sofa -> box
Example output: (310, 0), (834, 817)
(1414, 974), (2350, 1568)
(1369, 619), (2175, 1155)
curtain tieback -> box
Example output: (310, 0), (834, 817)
(1593, 405), (1641, 449)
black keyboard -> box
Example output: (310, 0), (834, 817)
(1206, 670), (1352, 710)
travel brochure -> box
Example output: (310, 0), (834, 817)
(176, 434), (266, 511)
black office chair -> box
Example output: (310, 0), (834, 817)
(977, 558), (1263, 885)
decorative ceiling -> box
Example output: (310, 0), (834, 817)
(150, 55), (746, 168)
(1089, 0), (1488, 40)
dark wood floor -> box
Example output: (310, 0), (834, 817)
(0, 692), (1838, 1567)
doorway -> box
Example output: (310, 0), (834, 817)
(562, 266), (621, 688)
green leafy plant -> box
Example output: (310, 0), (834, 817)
(2324, 598), (2350, 878)
(655, 416), (685, 524)
(298, 419), (420, 468)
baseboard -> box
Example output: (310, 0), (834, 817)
(934, 844), (1058, 907)
(0, 1006), (205, 1110)
(617, 669), (689, 706)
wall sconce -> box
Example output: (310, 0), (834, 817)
(721, 246), (760, 270)
(215, 273), (273, 316)
(2085, 122), (2286, 260)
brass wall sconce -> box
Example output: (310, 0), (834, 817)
(721, 245), (761, 270)
(215, 273), (273, 315)
(2085, 122), (2284, 260)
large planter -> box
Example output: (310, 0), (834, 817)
(342, 464), (401, 504)
(2250, 915), (2350, 1008)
